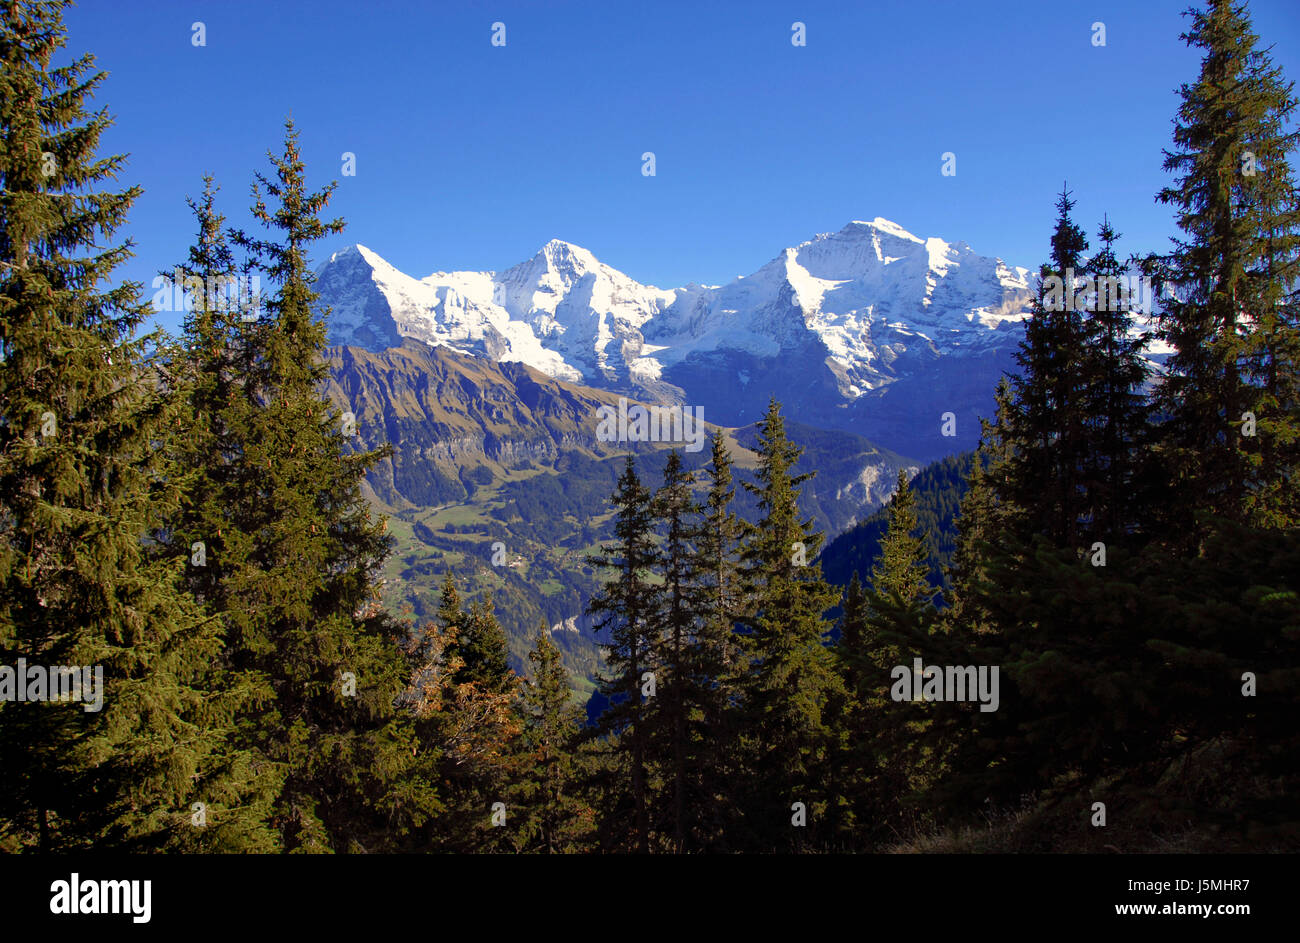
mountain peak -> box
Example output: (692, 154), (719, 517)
(314, 218), (1127, 462)
(842, 218), (924, 243)
(325, 243), (362, 264)
(323, 243), (395, 272)
(535, 238), (600, 273)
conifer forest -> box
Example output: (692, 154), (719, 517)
(1, 0), (1297, 883)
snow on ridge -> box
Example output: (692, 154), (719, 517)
(844, 217), (924, 243)
(320, 220), (1049, 395)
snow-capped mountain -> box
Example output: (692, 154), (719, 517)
(317, 218), (1143, 460)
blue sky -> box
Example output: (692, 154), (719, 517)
(59, 0), (1300, 334)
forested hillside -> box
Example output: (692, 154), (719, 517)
(321, 337), (913, 691)
(1, 0), (1295, 856)
(821, 452), (973, 594)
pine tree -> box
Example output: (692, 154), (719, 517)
(687, 429), (747, 850)
(453, 594), (513, 693)
(0, 0), (253, 851)
(410, 581), (520, 852)
(837, 569), (868, 686)
(650, 449), (700, 852)
(1145, 0), (1300, 537)
(847, 472), (941, 841)
(1008, 186), (1092, 549)
(161, 177), (283, 851)
(736, 398), (844, 850)
(216, 120), (433, 852)
(584, 456), (659, 853)
(1078, 216), (1153, 544)
(510, 626), (590, 852)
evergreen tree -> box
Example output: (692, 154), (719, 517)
(838, 573), (868, 699)
(435, 572), (464, 640)
(1007, 187), (1091, 549)
(584, 456), (658, 853)
(650, 449), (699, 852)
(1138, 517), (1300, 841)
(932, 200), (1160, 814)
(1078, 216), (1153, 544)
(0, 0), (253, 851)
(409, 581), (520, 852)
(1145, 0), (1300, 537)
(929, 380), (1032, 816)
(845, 472), (941, 842)
(939, 341), (1157, 820)
(944, 389), (1018, 634)
(687, 430), (747, 850)
(161, 178), (284, 851)
(453, 593), (513, 693)
(830, 570), (869, 845)
(868, 471), (934, 610)
(216, 120), (434, 852)
(510, 626), (590, 852)
(821, 452), (974, 594)
(736, 398), (844, 850)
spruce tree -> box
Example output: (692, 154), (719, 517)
(850, 472), (941, 841)
(0, 0), (275, 851)
(1078, 216), (1152, 543)
(160, 177), (284, 851)
(736, 398), (844, 851)
(935, 201), (1157, 814)
(585, 456), (659, 853)
(830, 570), (869, 844)
(930, 381), (1030, 816)
(453, 593), (513, 693)
(838, 572), (868, 693)
(1126, 0), (1300, 840)
(216, 120), (433, 852)
(411, 581), (520, 853)
(942, 384), (1161, 818)
(456, 592), (520, 852)
(510, 626), (590, 852)
(1008, 187), (1091, 549)
(1146, 0), (1300, 537)
(435, 572), (464, 640)
(650, 449), (700, 852)
(868, 471), (933, 609)
(688, 429), (747, 850)
(944, 384), (1019, 631)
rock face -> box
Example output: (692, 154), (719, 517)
(323, 339), (912, 531)
(323, 339), (626, 509)
(318, 218), (1050, 460)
